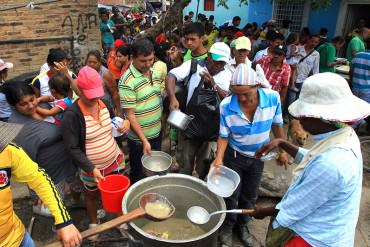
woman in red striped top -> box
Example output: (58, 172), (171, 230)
(61, 66), (130, 236)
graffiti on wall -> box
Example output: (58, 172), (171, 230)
(61, 13), (98, 72)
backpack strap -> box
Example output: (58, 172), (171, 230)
(183, 58), (198, 87)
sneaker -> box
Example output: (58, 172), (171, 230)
(97, 209), (106, 219)
(32, 204), (53, 217)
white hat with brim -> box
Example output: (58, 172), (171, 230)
(288, 72), (370, 122)
(0, 122), (23, 152)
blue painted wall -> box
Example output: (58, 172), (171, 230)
(247, 0), (273, 26)
(307, 1), (341, 39)
(184, 0), (250, 28)
(184, 0), (341, 39)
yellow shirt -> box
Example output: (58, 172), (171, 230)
(205, 30), (219, 50)
(0, 144), (71, 246)
(152, 60), (168, 93)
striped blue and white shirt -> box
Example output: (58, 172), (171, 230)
(351, 50), (370, 90)
(219, 88), (283, 156)
(273, 129), (362, 247)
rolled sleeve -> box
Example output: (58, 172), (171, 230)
(293, 147), (309, 164)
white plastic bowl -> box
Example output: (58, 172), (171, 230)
(207, 166), (240, 198)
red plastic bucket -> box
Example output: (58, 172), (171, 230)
(98, 174), (130, 213)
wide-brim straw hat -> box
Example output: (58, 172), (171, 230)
(289, 72), (370, 122)
(0, 122), (23, 152)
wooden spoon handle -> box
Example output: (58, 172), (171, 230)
(45, 207), (146, 247)
(82, 207), (145, 238)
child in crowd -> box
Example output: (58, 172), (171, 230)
(285, 33), (302, 92)
(36, 74), (73, 126)
(121, 26), (134, 44)
(99, 11), (115, 53)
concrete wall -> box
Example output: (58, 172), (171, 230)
(307, 0), (341, 39)
(184, 0), (249, 28)
(0, 0), (101, 79)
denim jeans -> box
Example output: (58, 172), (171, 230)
(20, 231), (36, 247)
(177, 131), (211, 179)
(222, 146), (264, 229)
(286, 83), (303, 119)
(127, 135), (161, 184)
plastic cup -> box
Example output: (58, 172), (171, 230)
(98, 174), (130, 213)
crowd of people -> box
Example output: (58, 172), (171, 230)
(1, 7), (370, 247)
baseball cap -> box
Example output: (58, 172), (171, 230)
(114, 39), (125, 48)
(235, 36), (251, 51)
(77, 66), (104, 99)
(272, 44), (287, 56)
(0, 59), (14, 71)
(209, 42), (231, 63)
(230, 39), (237, 49)
(235, 31), (244, 38)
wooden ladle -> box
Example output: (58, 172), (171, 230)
(45, 193), (175, 247)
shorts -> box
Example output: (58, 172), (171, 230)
(80, 153), (125, 191)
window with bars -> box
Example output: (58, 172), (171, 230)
(273, 0), (306, 33)
(204, 0), (215, 11)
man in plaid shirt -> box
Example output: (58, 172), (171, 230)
(257, 44), (291, 106)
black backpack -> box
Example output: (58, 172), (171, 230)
(184, 77), (221, 142)
(163, 59), (198, 113)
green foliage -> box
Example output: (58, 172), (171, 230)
(216, 0), (331, 9)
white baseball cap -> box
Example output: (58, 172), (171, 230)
(209, 42), (230, 63)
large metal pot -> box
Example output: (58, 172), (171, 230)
(167, 109), (194, 130)
(122, 174), (226, 247)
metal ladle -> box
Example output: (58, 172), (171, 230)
(46, 193), (175, 247)
(187, 206), (254, 225)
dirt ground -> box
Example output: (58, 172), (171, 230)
(12, 126), (370, 246)
(13, 174), (370, 247)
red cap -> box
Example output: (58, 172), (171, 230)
(155, 33), (166, 44)
(235, 31), (245, 38)
(114, 39), (125, 48)
(77, 66), (104, 99)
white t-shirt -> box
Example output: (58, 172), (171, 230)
(169, 60), (232, 104)
(253, 47), (269, 62)
(227, 57), (252, 74)
(40, 63), (50, 74)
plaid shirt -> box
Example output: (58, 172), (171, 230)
(257, 56), (291, 93)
